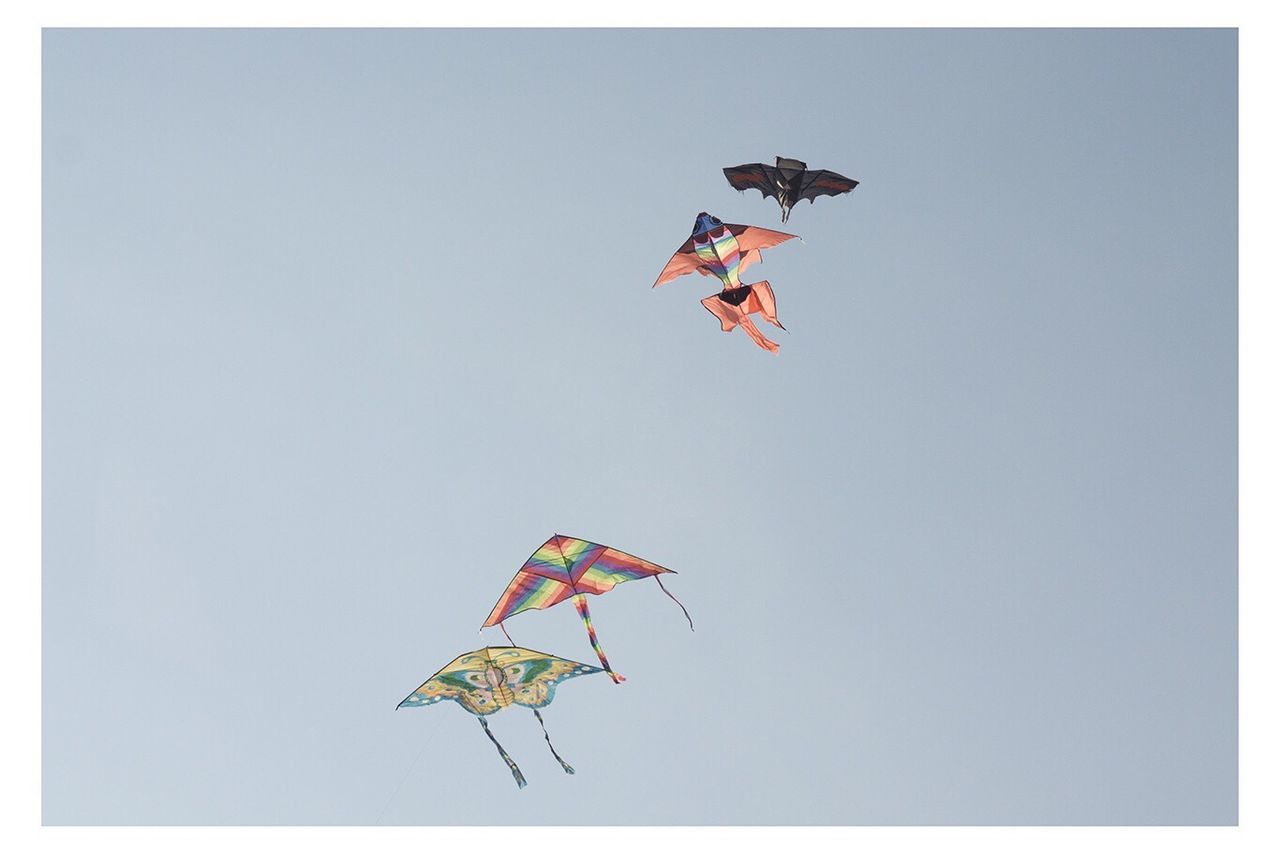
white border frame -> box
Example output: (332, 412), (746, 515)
(3, 3), (1271, 852)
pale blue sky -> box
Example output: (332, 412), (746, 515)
(43, 28), (1236, 824)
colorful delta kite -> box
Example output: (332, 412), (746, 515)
(483, 534), (693, 684)
(654, 212), (797, 353)
(723, 156), (859, 223)
(397, 646), (603, 789)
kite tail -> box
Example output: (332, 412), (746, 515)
(738, 317), (781, 354)
(477, 716), (526, 789)
(532, 709), (575, 775)
(746, 281), (785, 330)
(700, 293), (781, 353)
(499, 622), (516, 646)
(572, 593), (625, 683)
(654, 576), (694, 631)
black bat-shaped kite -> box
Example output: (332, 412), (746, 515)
(723, 156), (859, 223)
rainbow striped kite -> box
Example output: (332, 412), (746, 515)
(653, 212), (797, 353)
(482, 534), (693, 683)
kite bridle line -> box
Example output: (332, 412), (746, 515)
(374, 722), (438, 824)
(498, 622), (516, 646)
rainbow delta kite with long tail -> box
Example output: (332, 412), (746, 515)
(482, 534), (693, 683)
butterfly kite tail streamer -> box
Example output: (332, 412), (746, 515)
(532, 709), (575, 775)
(477, 716), (527, 789)
(654, 576), (694, 631)
(572, 593), (625, 683)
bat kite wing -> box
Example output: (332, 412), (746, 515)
(723, 162), (784, 199)
(796, 169), (859, 203)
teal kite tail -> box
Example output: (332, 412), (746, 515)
(533, 709), (575, 775)
(477, 716), (527, 789)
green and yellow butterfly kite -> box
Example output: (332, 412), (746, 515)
(396, 645), (604, 788)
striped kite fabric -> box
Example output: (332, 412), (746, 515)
(482, 534), (675, 626)
(651, 213), (796, 289)
(693, 221), (744, 289)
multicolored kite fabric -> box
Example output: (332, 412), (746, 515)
(653, 213), (797, 353)
(396, 645), (603, 788)
(482, 534), (693, 683)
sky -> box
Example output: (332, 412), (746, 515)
(42, 28), (1237, 825)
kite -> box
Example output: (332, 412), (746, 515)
(483, 534), (693, 684)
(653, 212), (798, 353)
(723, 156), (859, 223)
(396, 645), (604, 789)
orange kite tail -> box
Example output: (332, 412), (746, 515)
(700, 281), (783, 353)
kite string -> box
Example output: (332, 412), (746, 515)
(374, 726), (437, 825)
(499, 622), (516, 646)
(655, 576), (694, 631)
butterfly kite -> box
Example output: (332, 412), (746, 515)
(397, 645), (604, 789)
(654, 212), (798, 353)
(483, 534), (693, 684)
(723, 156), (859, 223)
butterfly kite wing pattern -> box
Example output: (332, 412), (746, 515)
(397, 647), (601, 715)
(396, 649), (512, 716)
(494, 647), (604, 709)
